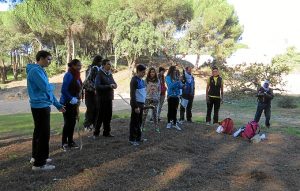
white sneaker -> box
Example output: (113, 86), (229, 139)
(30, 158), (52, 164)
(32, 164), (55, 171)
(173, 123), (182, 131)
(206, 122), (211, 126)
(166, 123), (172, 129)
(178, 120), (184, 125)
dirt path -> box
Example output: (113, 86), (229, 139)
(0, 119), (299, 191)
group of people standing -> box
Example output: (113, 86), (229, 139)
(26, 51), (273, 171)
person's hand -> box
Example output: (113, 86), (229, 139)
(70, 97), (78, 105)
(111, 84), (117, 89)
(134, 107), (140, 114)
(59, 106), (66, 113)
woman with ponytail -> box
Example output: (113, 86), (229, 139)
(60, 59), (82, 151)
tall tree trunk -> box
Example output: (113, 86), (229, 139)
(195, 54), (200, 68)
(12, 50), (18, 81)
(0, 59), (7, 84)
(66, 27), (73, 70)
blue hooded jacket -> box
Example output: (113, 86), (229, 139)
(26, 63), (62, 109)
(165, 75), (183, 97)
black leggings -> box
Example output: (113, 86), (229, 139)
(62, 103), (78, 145)
(167, 97), (179, 124)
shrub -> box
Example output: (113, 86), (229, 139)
(277, 96), (297, 108)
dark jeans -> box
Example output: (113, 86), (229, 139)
(254, 102), (271, 126)
(167, 96), (179, 124)
(94, 97), (112, 136)
(31, 107), (51, 167)
(83, 91), (97, 127)
(206, 97), (221, 123)
(129, 103), (144, 142)
(180, 94), (194, 121)
(62, 103), (78, 145)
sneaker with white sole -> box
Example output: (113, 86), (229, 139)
(69, 142), (79, 149)
(206, 122), (211, 126)
(166, 123), (172, 129)
(30, 158), (52, 164)
(32, 164), (55, 171)
(178, 120), (184, 125)
(62, 144), (69, 152)
(129, 141), (140, 146)
(173, 123), (182, 131)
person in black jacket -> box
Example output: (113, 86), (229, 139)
(254, 80), (274, 128)
(206, 66), (224, 125)
(93, 59), (117, 138)
(83, 55), (102, 131)
(60, 59), (82, 151)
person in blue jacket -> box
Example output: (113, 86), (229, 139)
(60, 59), (82, 151)
(27, 50), (65, 171)
(165, 65), (183, 130)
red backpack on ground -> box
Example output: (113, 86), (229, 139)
(241, 121), (260, 139)
(220, 118), (234, 134)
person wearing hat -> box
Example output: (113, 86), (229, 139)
(254, 80), (274, 128)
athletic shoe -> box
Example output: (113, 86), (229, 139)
(206, 122), (211, 126)
(129, 141), (140, 146)
(166, 123), (172, 129)
(69, 142), (79, 149)
(62, 144), (69, 152)
(173, 123), (182, 131)
(30, 158), (52, 164)
(149, 118), (153, 122)
(103, 134), (115, 137)
(32, 164), (55, 171)
(141, 127), (146, 132)
(92, 135), (100, 140)
(155, 128), (160, 133)
(139, 138), (148, 143)
(178, 120), (184, 125)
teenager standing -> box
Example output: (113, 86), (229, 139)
(141, 67), (161, 132)
(27, 50), (65, 171)
(206, 67), (224, 125)
(129, 64), (147, 146)
(157, 67), (166, 121)
(165, 66), (183, 130)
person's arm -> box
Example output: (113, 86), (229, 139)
(29, 68), (53, 93)
(61, 73), (74, 102)
(166, 76), (181, 90)
(221, 80), (224, 100)
(130, 77), (138, 108)
(111, 75), (118, 89)
(95, 72), (112, 90)
(52, 94), (64, 110)
(265, 89), (274, 99)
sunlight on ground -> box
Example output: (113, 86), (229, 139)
(149, 159), (192, 191)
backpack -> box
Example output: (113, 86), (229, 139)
(83, 65), (100, 92)
(241, 121), (260, 139)
(220, 118), (234, 134)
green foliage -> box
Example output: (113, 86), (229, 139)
(277, 96), (297, 109)
(181, 0), (243, 65)
(272, 46), (300, 72)
(225, 62), (291, 94)
(107, 9), (162, 68)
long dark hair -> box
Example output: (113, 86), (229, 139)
(166, 65), (177, 80)
(68, 59), (81, 67)
(146, 67), (158, 83)
(92, 55), (103, 66)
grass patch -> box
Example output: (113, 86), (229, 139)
(0, 111), (130, 137)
